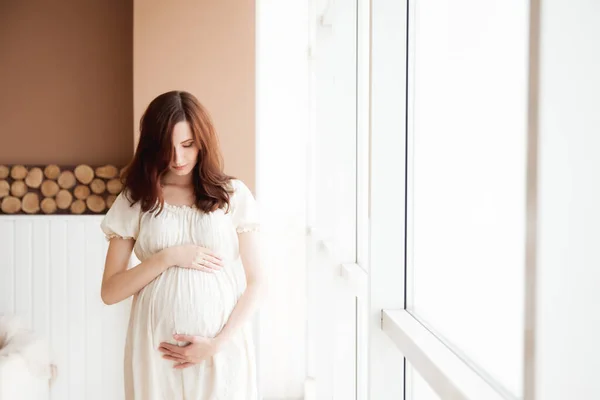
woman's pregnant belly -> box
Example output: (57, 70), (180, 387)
(134, 263), (244, 341)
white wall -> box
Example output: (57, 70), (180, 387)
(0, 216), (130, 400)
(256, 0), (309, 398)
(133, 0), (257, 190)
(535, 1), (600, 399)
(310, 0), (361, 399)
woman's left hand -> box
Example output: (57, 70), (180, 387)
(159, 334), (223, 369)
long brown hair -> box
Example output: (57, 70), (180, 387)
(121, 91), (235, 215)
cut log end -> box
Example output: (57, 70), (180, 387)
(106, 179), (124, 194)
(96, 165), (119, 179)
(44, 165), (61, 180)
(10, 165), (28, 180)
(0, 180), (9, 198)
(41, 198), (57, 214)
(70, 199), (87, 214)
(0, 165), (9, 180)
(41, 180), (60, 198)
(74, 164), (94, 185)
(86, 194), (106, 213)
(11, 180), (27, 198)
(56, 190), (73, 210)
(1, 196), (21, 214)
(58, 171), (76, 189)
(25, 167), (44, 189)
(22, 192), (41, 214)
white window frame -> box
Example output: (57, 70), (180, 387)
(306, 1), (369, 399)
(309, 0), (598, 399)
(377, 1), (540, 400)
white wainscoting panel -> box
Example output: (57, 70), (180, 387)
(0, 215), (131, 400)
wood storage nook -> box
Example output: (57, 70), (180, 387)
(0, 164), (124, 215)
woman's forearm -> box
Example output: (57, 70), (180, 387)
(215, 279), (266, 345)
(101, 250), (171, 305)
(214, 231), (265, 346)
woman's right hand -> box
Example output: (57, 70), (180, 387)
(163, 245), (225, 273)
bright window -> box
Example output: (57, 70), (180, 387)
(406, 0), (529, 396)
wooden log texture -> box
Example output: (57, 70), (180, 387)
(25, 167), (44, 188)
(0, 180), (9, 198)
(70, 199), (87, 214)
(0, 164), (124, 215)
(86, 195), (106, 213)
(1, 196), (21, 214)
(74, 185), (91, 200)
(11, 180), (27, 198)
(41, 198), (57, 214)
(106, 194), (117, 209)
(90, 178), (106, 194)
(58, 171), (76, 189)
(96, 165), (119, 179)
(41, 180), (60, 197)
(107, 179), (123, 194)
(0, 165), (9, 179)
(11, 165), (28, 180)
(22, 192), (40, 214)
(44, 165), (61, 180)
(55, 190), (73, 210)
(75, 164), (94, 185)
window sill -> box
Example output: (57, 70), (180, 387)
(381, 310), (512, 400)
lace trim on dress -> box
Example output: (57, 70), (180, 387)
(236, 223), (260, 233)
(104, 233), (135, 242)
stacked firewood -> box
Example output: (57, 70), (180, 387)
(0, 164), (124, 215)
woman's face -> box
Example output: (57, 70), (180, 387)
(169, 121), (199, 176)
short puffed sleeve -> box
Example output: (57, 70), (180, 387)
(100, 190), (142, 241)
(229, 179), (260, 233)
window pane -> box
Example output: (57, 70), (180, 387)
(409, 364), (441, 400)
(407, 0), (527, 396)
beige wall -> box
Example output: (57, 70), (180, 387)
(134, 0), (256, 190)
(0, 0), (133, 166)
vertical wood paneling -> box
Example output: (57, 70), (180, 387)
(15, 220), (33, 329)
(0, 219), (15, 315)
(32, 219), (51, 341)
(32, 219), (51, 400)
(84, 220), (105, 400)
(67, 220), (86, 400)
(103, 269), (130, 400)
(49, 219), (69, 400)
(0, 216), (143, 400)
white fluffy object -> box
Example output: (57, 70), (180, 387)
(0, 314), (52, 400)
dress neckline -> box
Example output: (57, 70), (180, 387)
(161, 201), (198, 211)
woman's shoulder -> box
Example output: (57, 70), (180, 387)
(228, 178), (244, 188)
(227, 178), (254, 197)
(227, 178), (248, 192)
(226, 178), (259, 232)
(111, 188), (137, 208)
(101, 188), (142, 240)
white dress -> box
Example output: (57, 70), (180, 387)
(100, 179), (259, 400)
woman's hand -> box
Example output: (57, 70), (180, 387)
(158, 334), (224, 369)
(162, 245), (224, 273)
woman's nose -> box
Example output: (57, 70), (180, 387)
(173, 149), (184, 165)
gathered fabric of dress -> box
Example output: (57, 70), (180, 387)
(100, 179), (259, 400)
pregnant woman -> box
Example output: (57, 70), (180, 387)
(99, 91), (265, 399)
